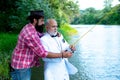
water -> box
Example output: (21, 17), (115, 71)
(69, 25), (120, 80)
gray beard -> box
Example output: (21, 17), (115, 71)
(48, 31), (57, 36)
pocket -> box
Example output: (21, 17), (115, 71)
(9, 63), (17, 80)
(10, 70), (18, 80)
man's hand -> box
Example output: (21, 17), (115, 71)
(70, 45), (76, 51)
(62, 51), (72, 58)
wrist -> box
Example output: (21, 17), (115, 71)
(62, 52), (63, 58)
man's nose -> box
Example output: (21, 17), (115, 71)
(42, 21), (45, 24)
(55, 27), (57, 30)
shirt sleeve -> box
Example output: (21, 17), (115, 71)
(24, 32), (48, 58)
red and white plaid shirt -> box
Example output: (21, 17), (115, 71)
(11, 23), (48, 69)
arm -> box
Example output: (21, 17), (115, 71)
(46, 51), (72, 58)
(25, 32), (72, 58)
(24, 32), (48, 58)
(40, 34), (73, 58)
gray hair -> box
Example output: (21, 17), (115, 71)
(45, 19), (57, 27)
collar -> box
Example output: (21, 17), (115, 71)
(51, 34), (58, 37)
(46, 32), (58, 38)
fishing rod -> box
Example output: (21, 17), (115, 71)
(67, 8), (118, 52)
(72, 10), (116, 46)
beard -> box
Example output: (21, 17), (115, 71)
(35, 24), (45, 33)
(48, 30), (57, 36)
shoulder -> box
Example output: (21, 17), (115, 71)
(21, 23), (36, 35)
(19, 23), (38, 40)
(40, 33), (50, 41)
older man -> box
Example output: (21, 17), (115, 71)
(41, 19), (78, 80)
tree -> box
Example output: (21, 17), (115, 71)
(71, 7), (99, 24)
(45, 0), (79, 25)
(103, 0), (113, 12)
(100, 4), (120, 24)
(0, 0), (79, 32)
(0, 0), (18, 32)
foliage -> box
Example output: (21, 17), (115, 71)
(72, 4), (120, 25)
(103, 0), (113, 11)
(100, 4), (120, 24)
(0, 52), (11, 79)
(0, 0), (79, 32)
(71, 0), (120, 25)
(0, 0), (18, 32)
(0, 33), (17, 79)
(71, 7), (100, 24)
(58, 23), (78, 41)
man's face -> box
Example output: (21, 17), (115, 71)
(35, 18), (45, 33)
(47, 20), (58, 35)
(38, 18), (44, 26)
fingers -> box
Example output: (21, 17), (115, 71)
(62, 51), (72, 58)
(70, 45), (76, 51)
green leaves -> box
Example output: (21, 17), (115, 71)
(0, 0), (79, 32)
(72, 4), (120, 25)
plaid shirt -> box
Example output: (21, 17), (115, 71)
(11, 23), (48, 69)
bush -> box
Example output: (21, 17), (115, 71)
(58, 23), (78, 41)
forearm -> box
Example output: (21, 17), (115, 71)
(46, 52), (62, 58)
(46, 51), (72, 58)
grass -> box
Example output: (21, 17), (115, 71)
(0, 33), (17, 79)
(31, 63), (44, 80)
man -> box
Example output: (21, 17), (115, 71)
(41, 19), (78, 80)
(10, 10), (72, 80)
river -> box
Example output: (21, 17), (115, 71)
(69, 25), (120, 80)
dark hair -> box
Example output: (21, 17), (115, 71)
(27, 10), (44, 23)
(27, 15), (44, 23)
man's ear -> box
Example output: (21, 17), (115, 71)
(33, 18), (37, 24)
(46, 26), (48, 29)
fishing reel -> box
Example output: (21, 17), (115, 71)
(65, 48), (74, 53)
